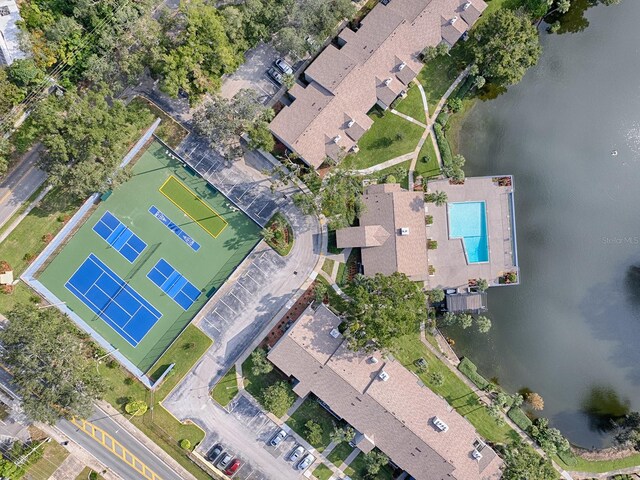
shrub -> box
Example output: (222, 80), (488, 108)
(428, 265), (435, 275)
(508, 406), (533, 431)
(385, 175), (397, 184)
(448, 97), (463, 113)
(436, 111), (450, 127)
(180, 439), (191, 450)
(89, 472), (99, 480)
(1, 285), (13, 294)
(457, 357), (489, 390)
(125, 400), (148, 416)
(395, 132), (404, 141)
(23, 253), (35, 262)
(123, 377), (134, 386)
(427, 240), (438, 249)
(305, 420), (323, 446)
(429, 371), (445, 387)
(433, 124), (453, 170)
(425, 215), (433, 225)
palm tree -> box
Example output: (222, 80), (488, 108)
(261, 227), (275, 243)
(433, 190), (448, 206)
(476, 278), (489, 292)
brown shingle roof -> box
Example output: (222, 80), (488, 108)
(336, 183), (429, 280)
(336, 225), (391, 248)
(269, 0), (487, 168)
(268, 304), (504, 480)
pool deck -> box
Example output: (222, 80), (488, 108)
(426, 176), (519, 289)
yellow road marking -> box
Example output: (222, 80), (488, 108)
(72, 418), (163, 480)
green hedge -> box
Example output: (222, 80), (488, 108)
(507, 407), (533, 431)
(457, 357), (489, 390)
(433, 123), (453, 169)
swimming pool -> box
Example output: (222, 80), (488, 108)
(447, 201), (489, 264)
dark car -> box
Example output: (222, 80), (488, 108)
(207, 444), (223, 461)
(267, 67), (284, 86)
(274, 58), (293, 75)
(217, 453), (233, 469)
(224, 459), (241, 476)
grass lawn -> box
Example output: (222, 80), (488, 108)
(554, 451), (640, 474)
(394, 84), (426, 124)
(242, 348), (295, 417)
(75, 467), (105, 480)
(392, 334), (515, 444)
(415, 133), (441, 178)
(343, 110), (424, 170)
(322, 258), (335, 276)
(286, 397), (338, 452)
(418, 46), (469, 116)
(344, 451), (394, 480)
(327, 441), (353, 467)
(99, 325), (213, 480)
(367, 160), (411, 190)
(129, 97), (189, 150)
(25, 433), (69, 480)
(211, 366), (238, 407)
(312, 463), (333, 480)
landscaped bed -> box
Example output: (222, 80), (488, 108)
(263, 212), (294, 256)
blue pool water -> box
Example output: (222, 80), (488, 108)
(447, 201), (489, 263)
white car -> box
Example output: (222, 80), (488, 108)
(270, 429), (287, 447)
(297, 453), (315, 470)
(289, 445), (304, 462)
(275, 58), (294, 75)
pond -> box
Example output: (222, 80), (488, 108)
(451, 0), (640, 448)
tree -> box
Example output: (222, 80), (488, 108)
(501, 440), (558, 480)
(194, 89), (266, 155)
(363, 450), (389, 478)
(447, 97), (463, 113)
(157, 0), (243, 102)
(343, 273), (427, 351)
(319, 171), (364, 229)
(421, 43), (449, 62)
(125, 400), (148, 416)
(494, 391), (511, 409)
(530, 418), (571, 455)
(527, 392), (545, 411)
(250, 348), (273, 376)
(458, 313), (473, 329)
(433, 191), (448, 207)
(427, 289), (445, 303)
(314, 281), (328, 303)
(488, 403), (506, 426)
(0, 304), (105, 423)
(473, 75), (486, 89)
(305, 420), (323, 445)
(247, 120), (276, 152)
(261, 227), (276, 243)
(30, 86), (154, 199)
(473, 10), (542, 87)
(330, 425), (355, 444)
(429, 371), (445, 387)
(0, 68), (25, 117)
(616, 412), (640, 450)
(7, 59), (44, 88)
(439, 311), (457, 327)
(262, 381), (295, 416)
(476, 278), (489, 291)
(512, 393), (524, 408)
(442, 154), (466, 182)
(476, 316), (492, 333)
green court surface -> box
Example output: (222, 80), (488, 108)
(38, 140), (261, 372)
(160, 175), (228, 238)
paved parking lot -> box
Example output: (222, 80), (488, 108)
(200, 394), (310, 480)
(220, 43), (283, 104)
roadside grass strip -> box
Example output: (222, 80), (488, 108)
(159, 176), (227, 238)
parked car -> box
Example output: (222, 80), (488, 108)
(289, 445), (304, 462)
(274, 58), (293, 75)
(297, 453), (315, 470)
(218, 453), (233, 469)
(267, 67), (284, 86)
(270, 428), (287, 447)
(207, 444), (223, 461)
(224, 459), (241, 476)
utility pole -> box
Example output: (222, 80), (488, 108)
(16, 437), (51, 465)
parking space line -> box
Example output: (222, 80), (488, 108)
(219, 298), (237, 314)
(229, 290), (246, 306)
(236, 280), (253, 295)
(245, 272), (261, 285)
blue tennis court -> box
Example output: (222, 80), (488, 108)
(65, 254), (162, 347)
(93, 211), (146, 263)
(147, 259), (200, 310)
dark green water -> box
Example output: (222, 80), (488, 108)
(453, 0), (640, 448)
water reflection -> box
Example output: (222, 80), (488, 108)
(580, 385), (629, 433)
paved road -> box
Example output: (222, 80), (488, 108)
(0, 145), (47, 228)
(162, 138), (321, 480)
(57, 406), (183, 480)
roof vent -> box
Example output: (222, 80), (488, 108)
(333, 135), (341, 144)
(368, 356), (379, 364)
(400, 227), (410, 236)
(472, 449), (483, 460)
(473, 439), (486, 451)
(0, 6), (9, 15)
(463, 1), (472, 10)
(399, 62), (406, 71)
(378, 370), (390, 381)
(384, 78), (392, 86)
(431, 417), (449, 432)
(347, 119), (355, 128)
(450, 16), (458, 24)
(329, 328), (341, 338)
